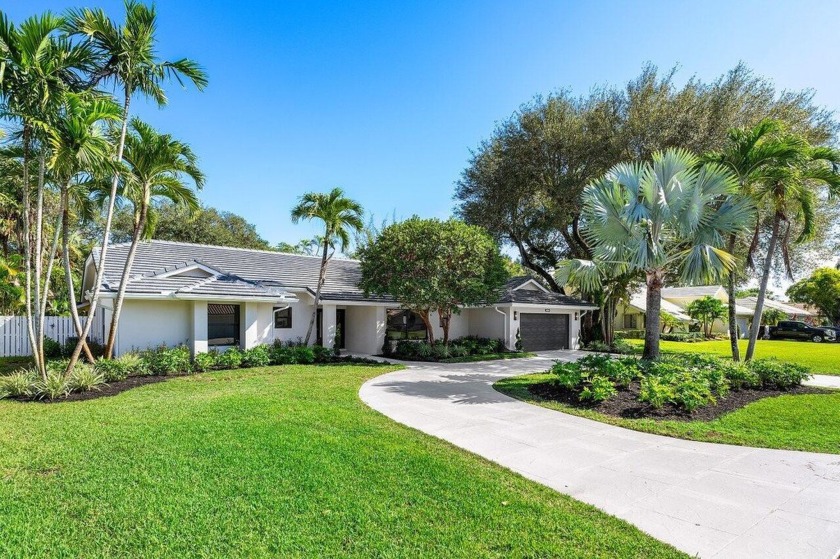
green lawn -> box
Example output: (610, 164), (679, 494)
(496, 373), (840, 454)
(0, 365), (684, 558)
(0, 356), (32, 375)
(625, 339), (840, 375)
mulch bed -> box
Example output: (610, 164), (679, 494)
(14, 375), (171, 404)
(528, 380), (829, 422)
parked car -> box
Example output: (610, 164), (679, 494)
(768, 321), (837, 343)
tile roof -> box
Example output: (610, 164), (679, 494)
(661, 285), (724, 298)
(736, 297), (813, 316)
(89, 241), (592, 307)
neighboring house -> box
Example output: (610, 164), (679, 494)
(617, 286), (812, 338)
(79, 241), (597, 356)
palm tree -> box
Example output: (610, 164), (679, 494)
(63, 0), (206, 364)
(704, 119), (801, 360)
(0, 11), (95, 375)
(572, 148), (753, 359)
(744, 139), (840, 360)
(102, 119), (204, 358)
(290, 188), (364, 345)
(40, 91), (121, 375)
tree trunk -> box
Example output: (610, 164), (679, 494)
(417, 309), (435, 344)
(60, 187), (95, 364)
(33, 152), (47, 369)
(20, 125), (42, 378)
(725, 235), (740, 361)
(642, 269), (664, 360)
(303, 235), (331, 346)
(440, 308), (452, 345)
(66, 89), (132, 374)
(745, 212), (782, 361)
(105, 193), (149, 358)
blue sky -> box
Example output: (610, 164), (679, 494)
(9, 0), (840, 246)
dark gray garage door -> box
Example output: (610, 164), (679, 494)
(520, 313), (569, 351)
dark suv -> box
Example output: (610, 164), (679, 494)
(768, 321), (836, 343)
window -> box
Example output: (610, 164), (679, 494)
(623, 313), (638, 329)
(208, 304), (240, 346)
(386, 309), (427, 340)
(274, 307), (292, 329)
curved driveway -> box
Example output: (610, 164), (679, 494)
(359, 352), (840, 558)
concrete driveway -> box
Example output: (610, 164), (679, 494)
(359, 351), (840, 558)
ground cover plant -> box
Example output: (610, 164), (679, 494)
(495, 354), (839, 453)
(0, 364), (685, 558)
(386, 336), (532, 363)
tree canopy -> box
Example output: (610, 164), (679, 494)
(359, 217), (509, 343)
(455, 64), (837, 292)
(787, 267), (840, 326)
(685, 296), (728, 338)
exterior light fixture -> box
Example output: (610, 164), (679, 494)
(513, 311), (518, 321)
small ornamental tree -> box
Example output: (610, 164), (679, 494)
(359, 217), (509, 344)
(787, 267), (840, 326)
(761, 308), (788, 327)
(685, 296), (727, 338)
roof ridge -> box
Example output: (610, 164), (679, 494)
(92, 239), (361, 262)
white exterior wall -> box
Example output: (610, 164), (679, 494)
(115, 299), (192, 356)
(467, 307), (509, 346)
(273, 300), (316, 345)
(345, 305), (387, 355)
(241, 302), (274, 349)
(428, 310), (470, 341)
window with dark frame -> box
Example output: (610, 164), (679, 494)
(623, 313), (638, 329)
(274, 307), (292, 328)
(208, 304), (240, 346)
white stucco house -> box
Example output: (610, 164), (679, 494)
(617, 285), (812, 337)
(80, 240), (597, 356)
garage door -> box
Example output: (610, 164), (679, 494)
(520, 313), (569, 351)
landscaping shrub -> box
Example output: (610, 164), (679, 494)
(660, 332), (707, 342)
(69, 364), (106, 393)
(217, 348), (243, 369)
(551, 362), (584, 390)
(670, 373), (716, 412)
(719, 361), (760, 390)
(62, 336), (105, 358)
(193, 350), (220, 372)
(143, 345), (192, 375)
(312, 345), (333, 363)
(584, 341), (611, 352)
(43, 337), (62, 358)
(615, 330), (645, 340)
(242, 345), (271, 368)
(580, 375), (617, 403)
(430, 343), (450, 360)
(1, 370), (36, 398)
(638, 376), (674, 409)
(32, 369), (72, 401)
(611, 339), (636, 354)
(390, 336), (509, 361)
(750, 359), (810, 389)
(118, 353), (150, 376)
(95, 358), (130, 382)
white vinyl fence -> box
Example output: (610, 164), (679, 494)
(0, 314), (106, 357)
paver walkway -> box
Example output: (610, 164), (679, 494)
(360, 352), (840, 558)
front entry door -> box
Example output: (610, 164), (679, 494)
(316, 308), (346, 348)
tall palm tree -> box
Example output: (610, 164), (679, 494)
(40, 91), (121, 375)
(290, 188), (364, 346)
(0, 11), (95, 375)
(63, 0), (207, 364)
(102, 119), (203, 358)
(744, 139), (840, 360)
(572, 148), (753, 359)
(704, 119), (801, 361)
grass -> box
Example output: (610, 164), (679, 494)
(0, 364), (684, 558)
(496, 373), (840, 454)
(0, 356), (32, 375)
(624, 339), (840, 375)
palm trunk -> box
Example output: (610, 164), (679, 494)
(66, 89), (132, 373)
(38, 213), (62, 351)
(59, 187), (95, 364)
(33, 152), (46, 369)
(725, 235), (740, 361)
(20, 125), (42, 378)
(303, 236), (331, 346)
(642, 269), (663, 360)
(745, 212), (782, 361)
(104, 197), (148, 358)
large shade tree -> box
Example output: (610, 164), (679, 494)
(570, 148), (753, 359)
(786, 267), (840, 327)
(290, 188), (364, 345)
(102, 119), (204, 358)
(359, 217), (509, 344)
